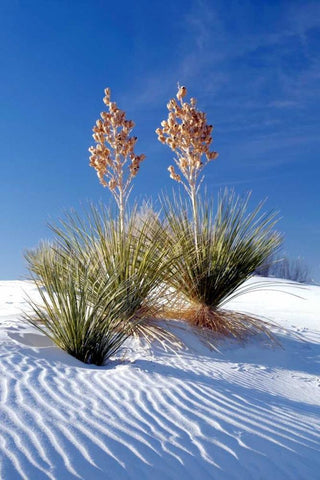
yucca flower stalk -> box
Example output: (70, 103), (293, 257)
(156, 85), (218, 251)
(89, 88), (145, 234)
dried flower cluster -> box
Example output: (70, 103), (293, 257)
(156, 85), (218, 195)
(156, 85), (218, 251)
(89, 88), (145, 231)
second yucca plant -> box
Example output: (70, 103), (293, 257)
(159, 191), (281, 339)
(157, 86), (282, 340)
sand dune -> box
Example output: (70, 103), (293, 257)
(1, 279), (320, 479)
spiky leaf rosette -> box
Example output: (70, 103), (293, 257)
(24, 255), (142, 365)
(45, 204), (180, 349)
(158, 190), (282, 341)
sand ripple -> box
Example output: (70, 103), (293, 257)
(1, 280), (320, 479)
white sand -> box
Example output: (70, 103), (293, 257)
(0, 278), (319, 479)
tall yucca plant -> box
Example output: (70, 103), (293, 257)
(24, 255), (141, 365)
(156, 86), (282, 341)
(159, 191), (282, 340)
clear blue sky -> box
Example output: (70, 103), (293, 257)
(1, 0), (319, 280)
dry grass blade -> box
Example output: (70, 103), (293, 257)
(166, 305), (280, 345)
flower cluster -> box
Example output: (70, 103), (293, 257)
(89, 87), (145, 199)
(156, 85), (218, 194)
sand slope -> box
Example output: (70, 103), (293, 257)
(0, 279), (320, 479)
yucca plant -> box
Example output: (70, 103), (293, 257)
(43, 204), (179, 347)
(24, 254), (142, 365)
(156, 85), (282, 342)
(158, 190), (282, 341)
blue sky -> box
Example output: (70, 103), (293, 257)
(1, 0), (319, 280)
